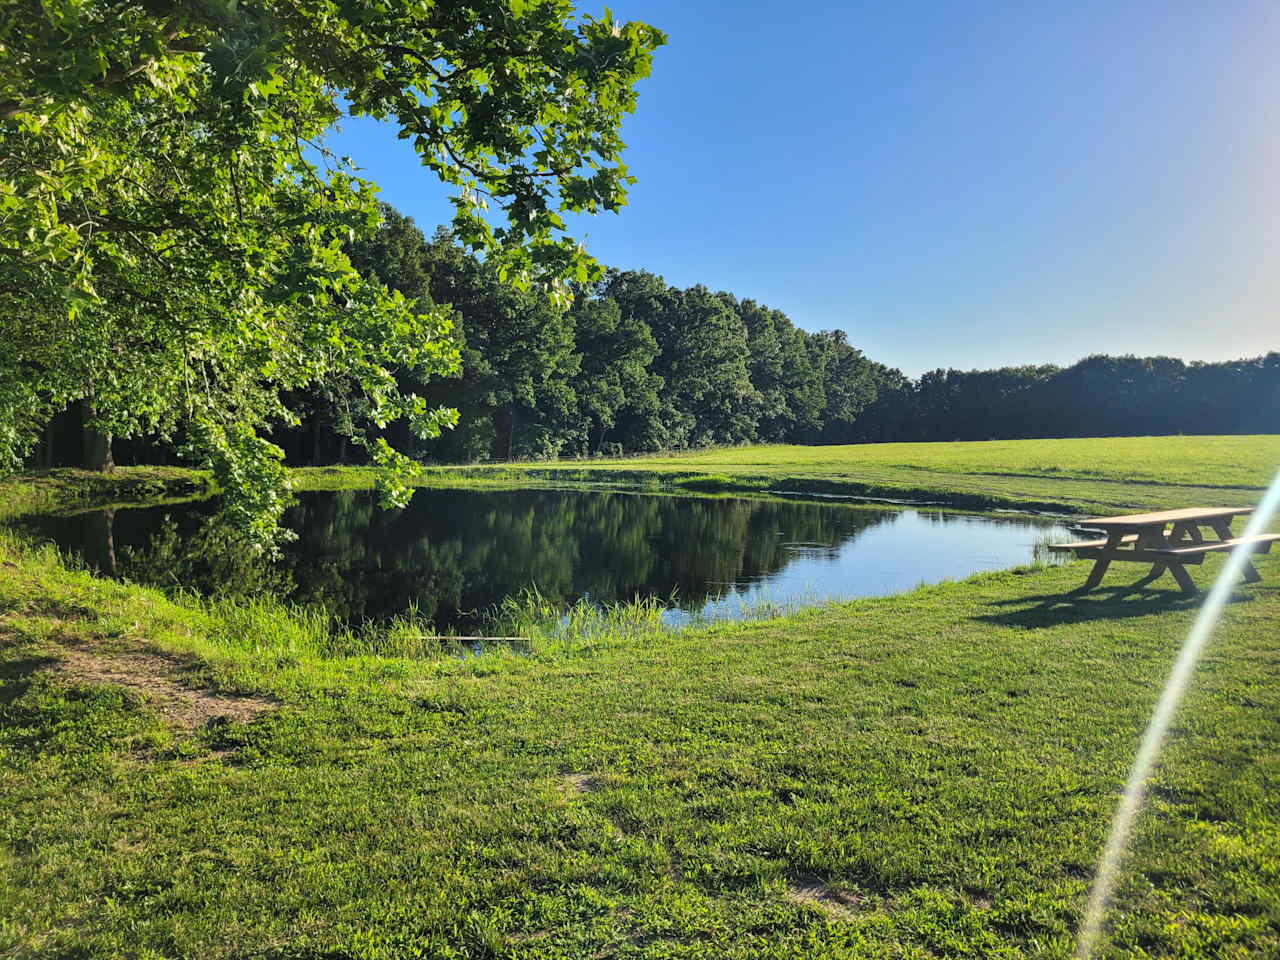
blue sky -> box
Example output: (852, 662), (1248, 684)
(324, 0), (1279, 377)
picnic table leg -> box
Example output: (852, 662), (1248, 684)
(1129, 525), (1174, 591)
(1135, 523), (1199, 595)
(1081, 560), (1111, 591)
(1077, 531), (1121, 591)
(1209, 518), (1262, 583)
(1133, 563), (1167, 588)
(1165, 560), (1198, 594)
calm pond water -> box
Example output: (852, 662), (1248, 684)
(16, 488), (1071, 631)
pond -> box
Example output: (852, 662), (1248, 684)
(16, 488), (1072, 632)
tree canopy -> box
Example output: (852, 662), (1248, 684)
(0, 0), (663, 541)
(254, 212), (1280, 468)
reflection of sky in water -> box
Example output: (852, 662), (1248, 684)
(666, 510), (1072, 626)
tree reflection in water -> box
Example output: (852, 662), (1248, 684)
(14, 489), (1065, 632)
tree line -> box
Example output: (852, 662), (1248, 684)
(26, 203), (1280, 472)
(272, 206), (1279, 463)
(269, 204), (894, 463)
(857, 353), (1280, 443)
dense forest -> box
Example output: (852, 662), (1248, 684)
(28, 204), (1280, 470)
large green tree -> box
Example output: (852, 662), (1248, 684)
(418, 229), (580, 462)
(776, 323), (825, 442)
(733, 297), (793, 442)
(805, 330), (878, 443)
(597, 268), (685, 448)
(599, 271), (760, 448)
(655, 285), (759, 447)
(569, 293), (661, 454)
(0, 0), (663, 538)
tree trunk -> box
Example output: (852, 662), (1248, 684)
(36, 420), (54, 470)
(81, 403), (114, 472)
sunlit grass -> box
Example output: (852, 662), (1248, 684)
(485, 586), (669, 655)
(0, 466), (213, 522)
(291, 435), (1280, 517)
(2, 442), (1280, 957)
(3, 524), (1277, 957)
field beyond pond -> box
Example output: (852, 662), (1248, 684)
(300, 434), (1280, 516)
(2, 435), (1280, 958)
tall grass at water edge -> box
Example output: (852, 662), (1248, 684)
(183, 587), (676, 663)
(484, 586), (669, 654)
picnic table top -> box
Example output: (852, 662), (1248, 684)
(1083, 506), (1253, 528)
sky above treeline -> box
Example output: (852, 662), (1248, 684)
(323, 0), (1279, 378)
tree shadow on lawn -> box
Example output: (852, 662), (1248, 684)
(974, 580), (1254, 629)
(0, 655), (60, 707)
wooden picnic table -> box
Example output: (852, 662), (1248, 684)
(1049, 506), (1280, 594)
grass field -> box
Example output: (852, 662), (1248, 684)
(11, 435), (1273, 518)
(2, 436), (1279, 958)
(529, 435), (1279, 488)
(297, 435), (1280, 516)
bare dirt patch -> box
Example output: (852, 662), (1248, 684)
(58, 648), (277, 731)
(562, 772), (604, 795)
(785, 877), (863, 921)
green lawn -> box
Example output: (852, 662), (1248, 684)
(11, 435), (1274, 518)
(2, 437), (1279, 958)
(540, 435), (1279, 488)
(297, 434), (1280, 516)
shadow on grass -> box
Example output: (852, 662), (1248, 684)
(974, 579), (1253, 629)
(0, 655), (59, 707)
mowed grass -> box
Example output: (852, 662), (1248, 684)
(295, 435), (1280, 517)
(2, 437), (1280, 957)
(1, 537), (1279, 955)
(543, 436), (1279, 488)
(11, 437), (1273, 518)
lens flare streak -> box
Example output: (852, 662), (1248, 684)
(1076, 468), (1280, 958)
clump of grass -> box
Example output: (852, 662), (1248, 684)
(353, 613), (445, 658)
(340, 603), (468, 659)
(485, 586), (668, 655)
(193, 593), (333, 660)
(677, 585), (848, 627)
(193, 594), (477, 662)
(1031, 532), (1071, 567)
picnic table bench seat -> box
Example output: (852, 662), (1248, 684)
(1149, 533), (1280, 558)
(1047, 534), (1138, 552)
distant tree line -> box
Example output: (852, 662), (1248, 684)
(855, 353), (1280, 442)
(27, 204), (1280, 469)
